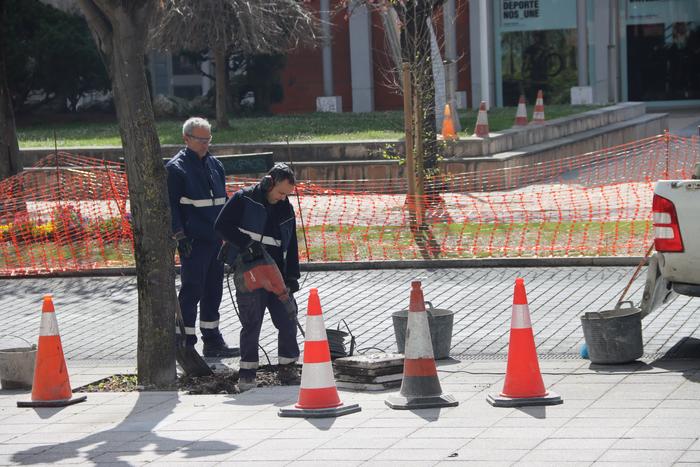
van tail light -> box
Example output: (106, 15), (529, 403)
(652, 194), (684, 252)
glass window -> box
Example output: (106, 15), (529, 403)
(501, 29), (578, 105)
(625, 0), (700, 101)
(495, 0), (578, 106)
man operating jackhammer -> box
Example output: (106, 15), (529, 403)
(214, 163), (301, 392)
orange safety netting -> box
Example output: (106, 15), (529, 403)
(1, 134), (698, 276)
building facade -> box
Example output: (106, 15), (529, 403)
(147, 0), (700, 112)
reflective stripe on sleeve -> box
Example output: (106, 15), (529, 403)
(180, 196), (226, 207)
(237, 227), (282, 247)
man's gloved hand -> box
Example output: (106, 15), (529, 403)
(173, 230), (192, 259)
(285, 279), (300, 294)
(240, 240), (265, 263)
(177, 238), (192, 259)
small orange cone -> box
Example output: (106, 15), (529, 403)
(386, 281), (458, 409)
(440, 103), (459, 141)
(278, 288), (360, 418)
(532, 90), (545, 124)
(487, 278), (562, 407)
(17, 295), (86, 407)
(473, 101), (489, 138)
(514, 95), (528, 126)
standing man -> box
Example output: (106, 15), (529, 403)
(166, 117), (239, 358)
(215, 163), (301, 391)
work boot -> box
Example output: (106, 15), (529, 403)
(237, 375), (256, 392)
(278, 363), (301, 385)
(202, 336), (240, 358)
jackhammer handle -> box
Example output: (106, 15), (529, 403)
(296, 317), (306, 338)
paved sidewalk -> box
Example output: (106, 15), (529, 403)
(1, 266), (699, 362)
(1, 358), (699, 466)
(1, 266), (700, 465)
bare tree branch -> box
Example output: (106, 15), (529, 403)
(150, 0), (320, 55)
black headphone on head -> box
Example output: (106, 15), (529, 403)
(260, 162), (293, 192)
(260, 174), (273, 192)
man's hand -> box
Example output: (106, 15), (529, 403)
(177, 238), (193, 259)
(241, 241), (265, 263)
(173, 230), (192, 259)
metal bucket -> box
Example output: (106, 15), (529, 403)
(0, 346), (36, 390)
(580, 301), (643, 364)
(392, 301), (454, 360)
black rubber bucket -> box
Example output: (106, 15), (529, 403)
(392, 301), (454, 360)
(580, 301), (643, 364)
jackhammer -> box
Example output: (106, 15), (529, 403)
(221, 242), (305, 337)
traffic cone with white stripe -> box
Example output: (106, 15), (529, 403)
(514, 95), (528, 126)
(278, 288), (361, 418)
(473, 101), (490, 137)
(532, 90), (545, 124)
(17, 295), (87, 407)
(487, 278), (562, 407)
(385, 281), (458, 410)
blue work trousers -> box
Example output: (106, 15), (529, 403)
(178, 239), (224, 345)
(236, 288), (300, 378)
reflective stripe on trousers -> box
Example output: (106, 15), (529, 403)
(235, 288), (299, 378)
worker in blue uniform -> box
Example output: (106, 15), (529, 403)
(215, 163), (301, 391)
(166, 117), (239, 358)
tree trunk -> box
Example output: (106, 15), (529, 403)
(0, 0), (22, 181)
(214, 46), (229, 129)
(78, 0), (176, 388)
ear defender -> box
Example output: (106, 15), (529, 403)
(260, 174), (273, 192)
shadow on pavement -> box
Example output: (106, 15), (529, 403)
(584, 336), (700, 384)
(649, 336), (700, 384)
(12, 392), (239, 465)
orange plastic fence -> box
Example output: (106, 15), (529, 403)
(1, 134), (697, 276)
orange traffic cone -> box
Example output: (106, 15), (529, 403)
(17, 296), (87, 407)
(386, 281), (458, 410)
(473, 101), (489, 137)
(487, 278), (562, 407)
(278, 288), (361, 418)
(440, 103), (459, 141)
(514, 95), (528, 126)
(532, 90), (545, 124)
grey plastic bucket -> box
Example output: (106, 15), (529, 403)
(392, 301), (454, 360)
(580, 300), (643, 364)
(0, 346), (36, 390)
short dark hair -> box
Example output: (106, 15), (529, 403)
(268, 162), (295, 185)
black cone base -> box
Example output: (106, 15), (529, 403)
(17, 395), (87, 408)
(278, 403), (361, 418)
(487, 391), (562, 407)
(385, 393), (458, 410)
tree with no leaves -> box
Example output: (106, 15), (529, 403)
(0, 0), (22, 181)
(348, 0), (447, 259)
(150, 0), (319, 129)
(77, 0), (177, 388)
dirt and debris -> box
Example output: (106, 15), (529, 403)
(75, 364), (299, 395)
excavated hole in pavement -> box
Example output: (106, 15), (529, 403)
(74, 364), (299, 394)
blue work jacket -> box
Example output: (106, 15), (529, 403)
(166, 148), (227, 242)
(214, 184), (300, 282)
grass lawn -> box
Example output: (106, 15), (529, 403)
(1, 219), (649, 274)
(17, 105), (601, 148)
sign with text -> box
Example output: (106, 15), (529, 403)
(626, 0), (700, 24)
(499, 0), (576, 31)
